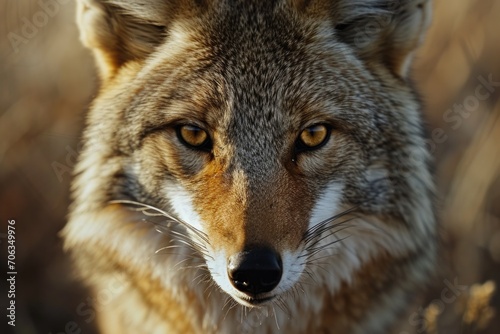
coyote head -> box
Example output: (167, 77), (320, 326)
(67, 0), (436, 321)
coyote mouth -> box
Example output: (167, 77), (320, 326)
(235, 295), (276, 307)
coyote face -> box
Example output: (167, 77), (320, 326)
(65, 0), (437, 333)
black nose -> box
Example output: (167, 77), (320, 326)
(227, 247), (282, 296)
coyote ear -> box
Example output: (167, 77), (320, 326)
(335, 0), (432, 78)
(76, 0), (196, 80)
(295, 0), (432, 78)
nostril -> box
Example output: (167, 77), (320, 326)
(227, 247), (282, 296)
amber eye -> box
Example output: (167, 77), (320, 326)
(176, 125), (211, 150)
(296, 124), (330, 151)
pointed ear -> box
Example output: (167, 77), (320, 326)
(76, 0), (199, 81)
(336, 0), (432, 77)
(296, 0), (432, 78)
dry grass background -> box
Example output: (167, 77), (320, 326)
(0, 0), (499, 333)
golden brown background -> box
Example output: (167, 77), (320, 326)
(1, 0), (499, 333)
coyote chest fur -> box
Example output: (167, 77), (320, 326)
(64, 0), (437, 333)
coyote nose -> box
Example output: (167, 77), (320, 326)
(227, 247), (282, 295)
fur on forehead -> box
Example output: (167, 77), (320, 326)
(79, 0), (431, 80)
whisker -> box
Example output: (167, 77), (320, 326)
(299, 223), (354, 261)
(111, 199), (210, 244)
(296, 282), (306, 294)
(305, 252), (341, 264)
(303, 219), (355, 246)
(303, 268), (319, 284)
(192, 272), (207, 284)
(303, 206), (359, 240)
(306, 236), (350, 260)
(271, 305), (280, 330)
(276, 296), (290, 319)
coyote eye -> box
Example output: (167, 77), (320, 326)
(296, 124), (330, 151)
(176, 125), (211, 150)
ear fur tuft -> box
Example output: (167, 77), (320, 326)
(295, 0), (433, 77)
(76, 0), (203, 80)
(337, 0), (432, 77)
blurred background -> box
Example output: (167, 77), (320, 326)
(0, 0), (499, 333)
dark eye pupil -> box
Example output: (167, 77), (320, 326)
(184, 127), (203, 141)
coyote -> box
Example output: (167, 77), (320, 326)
(64, 0), (437, 333)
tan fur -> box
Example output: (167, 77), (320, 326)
(64, 0), (437, 333)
